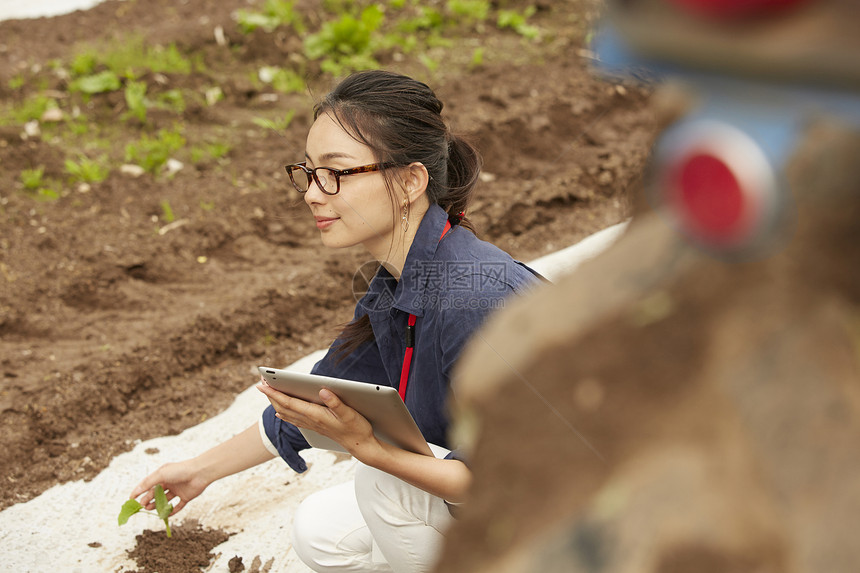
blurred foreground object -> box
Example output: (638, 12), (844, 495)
(436, 1), (860, 572)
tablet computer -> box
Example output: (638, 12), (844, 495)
(258, 366), (433, 456)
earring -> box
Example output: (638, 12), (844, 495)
(401, 200), (410, 233)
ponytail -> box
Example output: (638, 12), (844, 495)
(438, 134), (482, 233)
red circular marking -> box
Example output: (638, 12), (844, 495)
(672, 153), (746, 242)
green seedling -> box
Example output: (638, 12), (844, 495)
(190, 142), (231, 164)
(20, 166), (45, 190)
(124, 80), (148, 123)
(65, 155), (109, 183)
(236, 0), (304, 34)
(70, 52), (97, 76)
(118, 484), (173, 538)
(252, 109), (295, 133)
(71, 36), (192, 82)
(497, 7), (540, 40)
(160, 199), (175, 223)
(70, 70), (121, 95)
(19, 167), (61, 201)
(258, 66), (305, 94)
(7, 95), (58, 124)
(470, 46), (484, 68)
(8, 74), (25, 90)
(35, 188), (61, 201)
(303, 5), (384, 75)
(396, 6), (443, 33)
(446, 0), (490, 22)
(125, 127), (186, 174)
(156, 89), (186, 114)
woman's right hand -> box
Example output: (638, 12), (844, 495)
(127, 422), (277, 515)
(130, 460), (210, 516)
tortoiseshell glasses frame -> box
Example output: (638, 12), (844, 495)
(285, 162), (396, 195)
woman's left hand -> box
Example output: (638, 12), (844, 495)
(256, 380), (380, 459)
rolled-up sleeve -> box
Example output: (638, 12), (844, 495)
(261, 404), (312, 473)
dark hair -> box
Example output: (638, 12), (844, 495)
(317, 70), (483, 359)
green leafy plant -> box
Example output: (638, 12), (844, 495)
(252, 109), (295, 132)
(9, 95), (58, 123)
(396, 6), (443, 33)
(236, 0), (305, 34)
(125, 127), (186, 173)
(124, 80), (148, 122)
(20, 167), (60, 200)
(446, 0), (490, 22)
(7, 74), (25, 90)
(470, 46), (484, 68)
(190, 141), (231, 164)
(103, 39), (191, 78)
(155, 89), (186, 114)
(303, 5), (384, 75)
(65, 155), (109, 183)
(70, 52), (97, 76)
(271, 68), (305, 94)
(35, 187), (60, 201)
(497, 7), (540, 40)
(20, 166), (45, 190)
(70, 70), (121, 95)
(71, 36), (192, 83)
(118, 484), (173, 538)
(160, 199), (175, 223)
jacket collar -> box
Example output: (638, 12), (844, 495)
(363, 203), (450, 319)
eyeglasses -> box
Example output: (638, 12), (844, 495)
(285, 162), (395, 195)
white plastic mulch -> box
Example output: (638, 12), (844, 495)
(0, 0), (116, 20)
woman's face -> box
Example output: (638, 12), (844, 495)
(303, 112), (400, 254)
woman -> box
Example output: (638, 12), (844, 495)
(131, 69), (541, 572)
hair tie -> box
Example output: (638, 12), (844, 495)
(456, 211), (465, 221)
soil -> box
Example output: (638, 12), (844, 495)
(0, 0), (656, 570)
(122, 520), (231, 573)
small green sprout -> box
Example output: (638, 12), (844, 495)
(8, 74), (25, 90)
(252, 109), (296, 132)
(470, 47), (484, 68)
(303, 6), (384, 75)
(118, 484), (173, 538)
(236, 0), (304, 34)
(65, 155), (109, 183)
(160, 199), (175, 223)
(446, 0), (490, 22)
(70, 70), (122, 95)
(124, 80), (148, 123)
(190, 142), (231, 164)
(125, 127), (186, 173)
(20, 166), (45, 190)
(497, 7), (540, 40)
(258, 66), (305, 94)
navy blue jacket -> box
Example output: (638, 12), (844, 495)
(262, 203), (541, 472)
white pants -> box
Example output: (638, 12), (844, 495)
(291, 445), (454, 573)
